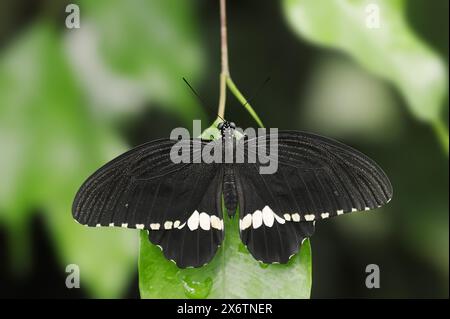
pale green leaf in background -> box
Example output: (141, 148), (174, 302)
(139, 207), (312, 299)
(300, 54), (403, 143)
(282, 0), (448, 152)
(72, 0), (206, 123)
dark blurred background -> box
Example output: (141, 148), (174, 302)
(0, 0), (448, 298)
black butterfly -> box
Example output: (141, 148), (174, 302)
(72, 121), (392, 268)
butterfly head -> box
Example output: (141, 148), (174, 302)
(218, 121), (236, 138)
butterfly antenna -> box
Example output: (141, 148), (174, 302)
(182, 77), (226, 123)
(243, 76), (271, 107)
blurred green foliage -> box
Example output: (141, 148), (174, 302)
(0, 22), (137, 297)
(283, 0), (448, 152)
(0, 0), (205, 297)
(300, 55), (403, 142)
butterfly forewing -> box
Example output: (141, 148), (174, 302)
(238, 131), (392, 221)
(72, 139), (224, 231)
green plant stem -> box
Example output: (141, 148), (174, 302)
(217, 0), (264, 128)
(226, 77), (265, 128)
(217, 0), (229, 120)
(432, 118), (449, 156)
(217, 73), (227, 120)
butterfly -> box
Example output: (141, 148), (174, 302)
(72, 121), (392, 268)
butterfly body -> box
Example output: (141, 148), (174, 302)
(217, 121), (239, 216)
(223, 165), (238, 217)
(72, 121), (392, 268)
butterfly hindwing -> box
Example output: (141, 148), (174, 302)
(235, 163), (315, 264)
(148, 167), (224, 268)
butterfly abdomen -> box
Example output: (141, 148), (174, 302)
(223, 165), (238, 216)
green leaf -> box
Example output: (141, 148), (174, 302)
(139, 206), (312, 299)
(199, 117), (223, 140)
(282, 0), (448, 123)
(0, 23), (137, 297)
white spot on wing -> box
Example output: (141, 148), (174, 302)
(252, 210), (263, 229)
(262, 206), (275, 227)
(284, 214), (291, 221)
(173, 220), (180, 228)
(164, 221), (173, 229)
(321, 213), (329, 219)
(210, 215), (222, 230)
(187, 210), (200, 231)
(96, 223), (101, 227)
(150, 223), (160, 230)
(240, 214), (252, 230)
(273, 212), (285, 224)
(121, 223), (128, 228)
(337, 210), (344, 215)
(365, 207), (371, 211)
(304, 214), (315, 221)
(199, 212), (210, 230)
(292, 213), (300, 222)
(136, 224), (144, 229)
(109, 223), (114, 227)
(351, 208), (358, 212)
